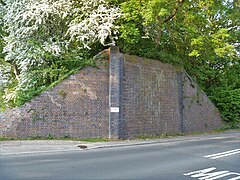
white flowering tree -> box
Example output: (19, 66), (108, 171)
(0, 0), (121, 107)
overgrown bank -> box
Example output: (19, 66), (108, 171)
(0, 0), (239, 124)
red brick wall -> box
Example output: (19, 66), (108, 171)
(120, 55), (182, 138)
(0, 66), (109, 138)
(182, 74), (223, 132)
(0, 48), (223, 139)
(119, 55), (223, 139)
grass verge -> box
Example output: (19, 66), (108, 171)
(0, 135), (109, 142)
(0, 125), (239, 142)
(136, 125), (240, 140)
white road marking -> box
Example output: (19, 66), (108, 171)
(183, 167), (240, 180)
(204, 149), (240, 159)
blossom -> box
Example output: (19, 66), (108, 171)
(0, 0), (121, 104)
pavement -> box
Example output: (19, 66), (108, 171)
(1, 129), (239, 156)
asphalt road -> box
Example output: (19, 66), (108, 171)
(0, 131), (239, 180)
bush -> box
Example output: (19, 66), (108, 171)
(210, 89), (240, 123)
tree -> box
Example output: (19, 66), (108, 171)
(113, 0), (239, 123)
(115, 0), (239, 63)
(0, 0), (120, 107)
(1, 0), (239, 123)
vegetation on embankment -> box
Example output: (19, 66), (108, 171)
(0, 0), (239, 124)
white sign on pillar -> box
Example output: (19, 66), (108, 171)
(110, 107), (119, 113)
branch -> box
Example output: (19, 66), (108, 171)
(12, 63), (20, 82)
(163, 0), (184, 23)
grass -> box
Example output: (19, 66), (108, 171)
(136, 125), (240, 140)
(0, 135), (110, 142)
(137, 132), (185, 140)
(215, 123), (240, 132)
(1, 125), (239, 142)
(136, 132), (200, 140)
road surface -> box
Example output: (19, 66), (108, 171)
(0, 130), (239, 179)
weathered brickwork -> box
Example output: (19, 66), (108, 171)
(120, 55), (182, 138)
(0, 47), (223, 139)
(0, 65), (109, 138)
(119, 55), (222, 139)
(182, 74), (222, 132)
(109, 47), (123, 139)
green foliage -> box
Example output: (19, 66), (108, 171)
(112, 0), (240, 124)
(210, 89), (240, 123)
(0, 0), (239, 126)
(0, 135), (110, 142)
(206, 62), (240, 124)
(0, 89), (5, 111)
(0, 44), (96, 109)
(13, 51), (94, 107)
(0, 0), (119, 109)
(216, 123), (240, 132)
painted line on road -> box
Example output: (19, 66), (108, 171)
(204, 149), (240, 159)
(183, 167), (240, 180)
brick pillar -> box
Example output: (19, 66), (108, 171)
(109, 46), (123, 139)
(177, 72), (185, 133)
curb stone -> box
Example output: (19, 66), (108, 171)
(1, 130), (239, 155)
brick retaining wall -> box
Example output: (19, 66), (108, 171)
(120, 55), (182, 138)
(182, 73), (223, 132)
(0, 47), (223, 139)
(0, 64), (109, 138)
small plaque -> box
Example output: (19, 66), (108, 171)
(110, 107), (119, 113)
